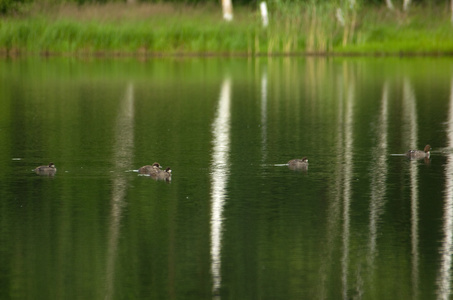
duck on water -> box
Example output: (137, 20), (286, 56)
(33, 162), (57, 176)
(288, 157), (309, 170)
(138, 162), (161, 174)
(406, 144), (431, 159)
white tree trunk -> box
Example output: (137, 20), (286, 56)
(386, 0), (394, 10)
(336, 8), (345, 26)
(451, 0), (453, 23)
(260, 2), (269, 27)
(222, 0), (233, 21)
(403, 0), (411, 11)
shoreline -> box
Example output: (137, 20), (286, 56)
(2, 49), (453, 58)
(2, 2), (453, 56)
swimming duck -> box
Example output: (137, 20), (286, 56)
(288, 157), (309, 170)
(138, 162), (161, 174)
(33, 162), (57, 175)
(154, 167), (172, 181)
(406, 144), (431, 159)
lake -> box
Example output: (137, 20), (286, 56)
(1, 56), (453, 299)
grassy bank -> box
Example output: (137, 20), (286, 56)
(1, 2), (453, 56)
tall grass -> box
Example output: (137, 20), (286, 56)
(1, 2), (453, 55)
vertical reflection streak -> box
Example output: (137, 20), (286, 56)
(210, 79), (231, 299)
(437, 79), (453, 300)
(342, 83), (354, 300)
(105, 84), (134, 300)
(261, 70), (268, 162)
(403, 79), (419, 299)
(368, 82), (389, 267)
(318, 74), (344, 299)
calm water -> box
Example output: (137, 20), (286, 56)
(1, 56), (453, 299)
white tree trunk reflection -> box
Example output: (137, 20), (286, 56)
(318, 73), (345, 299)
(210, 79), (231, 299)
(261, 69), (268, 162)
(318, 70), (356, 299)
(367, 82), (389, 271)
(342, 82), (355, 300)
(105, 83), (134, 300)
(403, 79), (419, 299)
(436, 79), (453, 300)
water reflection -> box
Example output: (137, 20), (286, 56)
(319, 68), (356, 299)
(3, 58), (453, 299)
(105, 83), (135, 300)
(210, 78), (231, 298)
(403, 79), (420, 298)
(437, 79), (453, 300)
(367, 81), (389, 280)
(342, 80), (355, 299)
(261, 69), (268, 162)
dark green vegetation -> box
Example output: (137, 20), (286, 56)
(1, 1), (453, 55)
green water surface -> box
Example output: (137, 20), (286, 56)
(0, 56), (452, 299)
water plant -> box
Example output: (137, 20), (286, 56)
(0, 2), (452, 56)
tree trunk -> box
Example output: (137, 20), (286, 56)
(222, 0), (233, 21)
(451, 0), (453, 23)
(386, 0), (394, 10)
(403, 0), (410, 11)
(260, 2), (269, 27)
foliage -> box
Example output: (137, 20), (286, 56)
(0, 0), (28, 14)
(0, 2), (452, 55)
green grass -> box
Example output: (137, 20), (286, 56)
(1, 2), (453, 56)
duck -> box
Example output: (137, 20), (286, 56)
(288, 157), (309, 170)
(138, 162), (161, 174)
(406, 144), (431, 159)
(33, 162), (57, 175)
(153, 167), (172, 181)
